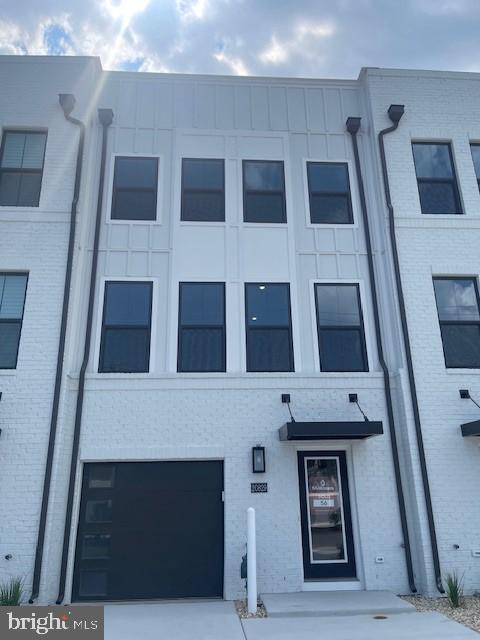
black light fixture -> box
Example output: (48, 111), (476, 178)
(349, 393), (370, 422)
(252, 445), (266, 473)
(460, 389), (480, 409)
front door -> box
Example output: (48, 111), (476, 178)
(298, 451), (356, 580)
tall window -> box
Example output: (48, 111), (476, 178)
(0, 273), (28, 369)
(0, 131), (47, 206)
(307, 162), (353, 224)
(181, 158), (225, 221)
(243, 160), (286, 223)
(315, 284), (368, 372)
(433, 277), (480, 368)
(99, 282), (152, 373)
(245, 283), (294, 372)
(111, 156), (158, 220)
(412, 143), (462, 214)
(470, 144), (480, 192)
(178, 283), (225, 372)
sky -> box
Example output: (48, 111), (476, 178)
(1, 0), (480, 78)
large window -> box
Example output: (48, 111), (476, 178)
(315, 284), (368, 372)
(470, 144), (480, 192)
(433, 277), (480, 368)
(111, 156), (158, 221)
(0, 273), (28, 369)
(412, 143), (462, 214)
(99, 281), (152, 373)
(177, 283), (225, 372)
(307, 162), (353, 224)
(0, 131), (47, 206)
(245, 283), (294, 372)
(181, 158), (225, 221)
(243, 160), (286, 223)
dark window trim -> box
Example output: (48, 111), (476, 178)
(306, 161), (354, 225)
(0, 271), (28, 369)
(98, 280), (153, 373)
(177, 282), (226, 373)
(110, 155), (159, 222)
(469, 143), (480, 192)
(314, 282), (369, 373)
(433, 275), (480, 369)
(411, 142), (462, 215)
(242, 160), (287, 223)
(0, 129), (48, 208)
(180, 158), (225, 222)
(244, 282), (294, 372)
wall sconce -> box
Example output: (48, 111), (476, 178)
(252, 445), (266, 473)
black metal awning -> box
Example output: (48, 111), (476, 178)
(461, 420), (480, 437)
(278, 420), (383, 441)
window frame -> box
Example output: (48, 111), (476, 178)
(433, 275), (480, 369)
(180, 158), (225, 222)
(0, 271), (28, 370)
(0, 129), (47, 208)
(242, 159), (287, 224)
(306, 161), (354, 225)
(177, 281), (226, 373)
(469, 143), (480, 193)
(244, 282), (294, 373)
(411, 142), (463, 215)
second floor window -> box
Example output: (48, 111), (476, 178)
(433, 277), (480, 368)
(0, 273), (28, 369)
(181, 158), (225, 221)
(307, 162), (353, 224)
(99, 281), (152, 373)
(470, 144), (480, 192)
(243, 160), (286, 223)
(412, 142), (462, 214)
(111, 156), (158, 221)
(0, 131), (47, 207)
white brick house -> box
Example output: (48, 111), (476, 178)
(0, 57), (479, 604)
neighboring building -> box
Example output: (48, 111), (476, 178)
(0, 57), (479, 604)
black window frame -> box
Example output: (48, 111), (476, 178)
(242, 160), (287, 224)
(180, 158), (225, 222)
(412, 142), (462, 215)
(177, 282), (226, 373)
(0, 271), (28, 370)
(314, 282), (368, 373)
(110, 155), (159, 221)
(306, 161), (354, 225)
(244, 282), (294, 373)
(470, 143), (480, 192)
(98, 280), (153, 373)
(433, 276), (480, 369)
(0, 129), (47, 207)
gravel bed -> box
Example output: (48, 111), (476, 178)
(402, 595), (480, 633)
(235, 598), (267, 619)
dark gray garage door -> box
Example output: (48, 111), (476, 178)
(73, 461), (224, 601)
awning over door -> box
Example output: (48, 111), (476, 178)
(461, 419), (480, 437)
(279, 420), (383, 441)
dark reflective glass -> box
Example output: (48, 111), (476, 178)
(114, 157), (157, 188)
(307, 163), (349, 192)
(89, 465), (115, 489)
(85, 500), (112, 523)
(82, 534), (111, 560)
(319, 329), (366, 372)
(18, 173), (42, 207)
(104, 282), (152, 326)
(180, 283), (224, 325)
(441, 325), (480, 368)
(181, 191), (224, 221)
(112, 190), (156, 220)
(246, 284), (290, 327)
(100, 328), (150, 372)
(0, 172), (21, 205)
(178, 327), (224, 372)
(471, 145), (480, 178)
(244, 192), (285, 223)
(0, 322), (21, 368)
(247, 328), (292, 372)
(434, 279), (480, 321)
(310, 194), (351, 224)
(182, 159), (224, 189)
(418, 181), (457, 214)
(244, 161), (284, 191)
(79, 571), (107, 597)
(316, 285), (360, 326)
(413, 143), (454, 178)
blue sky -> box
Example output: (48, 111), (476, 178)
(1, 0), (480, 77)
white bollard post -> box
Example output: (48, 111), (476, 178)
(247, 507), (257, 615)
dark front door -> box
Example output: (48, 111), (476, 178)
(298, 451), (356, 580)
(73, 461), (224, 601)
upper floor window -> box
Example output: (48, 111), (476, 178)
(412, 143), (462, 214)
(111, 156), (158, 221)
(0, 273), (28, 369)
(243, 160), (286, 223)
(307, 162), (353, 224)
(99, 281), (152, 373)
(470, 144), (480, 192)
(433, 277), (480, 368)
(315, 283), (368, 372)
(0, 131), (47, 207)
(177, 282), (226, 372)
(181, 158), (225, 222)
(245, 283), (294, 372)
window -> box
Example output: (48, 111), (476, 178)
(111, 156), (158, 220)
(99, 281), (152, 373)
(178, 283), (225, 372)
(433, 277), (480, 368)
(315, 284), (368, 372)
(0, 131), (47, 206)
(307, 162), (353, 224)
(243, 160), (286, 223)
(181, 158), (225, 221)
(0, 273), (28, 369)
(470, 144), (480, 192)
(245, 283), (294, 372)
(412, 143), (462, 214)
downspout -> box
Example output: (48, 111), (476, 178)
(29, 94), (85, 603)
(378, 104), (444, 593)
(56, 107), (114, 604)
(346, 117), (416, 593)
